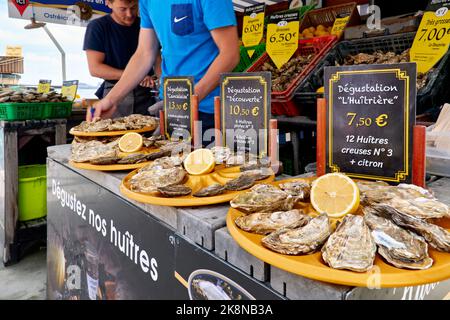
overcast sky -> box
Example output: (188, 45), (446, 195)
(0, 1), (99, 87)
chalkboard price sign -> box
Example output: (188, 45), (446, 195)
(221, 72), (271, 156)
(163, 77), (194, 140)
(324, 63), (416, 183)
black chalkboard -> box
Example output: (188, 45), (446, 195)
(221, 72), (271, 156)
(163, 76), (194, 140)
(324, 63), (416, 183)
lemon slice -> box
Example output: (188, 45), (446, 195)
(183, 148), (216, 175)
(118, 132), (143, 153)
(310, 173), (360, 218)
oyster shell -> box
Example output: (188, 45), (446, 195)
(262, 213), (331, 255)
(130, 167), (186, 193)
(191, 279), (231, 300)
(211, 146), (231, 164)
(364, 207), (433, 270)
(321, 215), (376, 272)
(236, 209), (311, 235)
(279, 180), (311, 202)
(117, 153), (148, 164)
(146, 150), (172, 161)
(356, 180), (389, 193)
(368, 204), (450, 252)
(230, 184), (294, 214)
(72, 114), (158, 132)
(90, 155), (120, 165)
(240, 157), (271, 171)
(224, 175), (255, 191)
(240, 168), (273, 181)
(193, 184), (225, 197)
(70, 139), (118, 163)
(157, 185), (192, 197)
(361, 184), (449, 219)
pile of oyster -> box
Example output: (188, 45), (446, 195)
(261, 54), (315, 92)
(127, 146), (274, 198)
(72, 114), (158, 132)
(0, 89), (70, 103)
(70, 135), (175, 165)
(339, 49), (431, 90)
(233, 179), (450, 272)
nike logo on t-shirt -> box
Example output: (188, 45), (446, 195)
(174, 16), (188, 23)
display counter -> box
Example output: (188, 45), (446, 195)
(47, 145), (450, 300)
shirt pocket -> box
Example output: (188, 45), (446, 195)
(171, 3), (194, 36)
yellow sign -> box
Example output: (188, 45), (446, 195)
(61, 80), (79, 101)
(242, 12), (265, 58)
(331, 16), (350, 37)
(266, 19), (299, 69)
(6, 46), (22, 57)
(410, 7), (450, 74)
(37, 80), (51, 94)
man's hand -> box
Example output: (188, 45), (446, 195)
(86, 97), (117, 121)
(140, 75), (156, 88)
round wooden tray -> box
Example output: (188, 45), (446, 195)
(69, 126), (155, 137)
(227, 178), (450, 288)
(120, 165), (275, 207)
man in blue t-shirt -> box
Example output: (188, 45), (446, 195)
(83, 0), (158, 117)
(89, 0), (239, 136)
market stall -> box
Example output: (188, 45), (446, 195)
(45, 0), (450, 300)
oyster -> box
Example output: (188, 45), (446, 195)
(130, 167), (186, 193)
(225, 153), (257, 167)
(70, 139), (118, 163)
(211, 146), (231, 164)
(368, 204), (450, 252)
(230, 184), (294, 214)
(72, 114), (158, 132)
(240, 157), (271, 171)
(191, 279), (231, 300)
(240, 168), (273, 181)
(364, 207), (433, 270)
(321, 215), (376, 272)
(279, 180), (311, 202)
(157, 185), (191, 197)
(224, 175), (256, 191)
(262, 213), (331, 255)
(361, 184), (449, 219)
(117, 153), (149, 164)
(90, 155), (120, 165)
(146, 150), (172, 161)
(193, 184), (226, 197)
(356, 180), (389, 193)
(236, 209), (311, 235)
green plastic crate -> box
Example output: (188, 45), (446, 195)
(233, 43), (266, 72)
(18, 165), (47, 221)
(43, 102), (73, 119)
(0, 103), (45, 121)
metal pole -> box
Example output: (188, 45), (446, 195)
(43, 25), (66, 82)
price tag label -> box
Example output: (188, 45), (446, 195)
(266, 12), (299, 69)
(61, 80), (79, 101)
(331, 16), (350, 37)
(242, 4), (265, 58)
(410, 7), (450, 74)
(163, 76), (194, 140)
(324, 63), (417, 183)
(38, 80), (51, 94)
(221, 72), (271, 156)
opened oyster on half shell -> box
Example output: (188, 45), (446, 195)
(364, 207), (433, 270)
(235, 209), (311, 235)
(279, 180), (311, 202)
(230, 184), (294, 214)
(321, 215), (377, 272)
(262, 213), (331, 255)
(129, 166), (187, 194)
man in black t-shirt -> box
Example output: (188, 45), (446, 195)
(83, 0), (157, 117)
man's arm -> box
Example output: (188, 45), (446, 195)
(195, 25), (240, 101)
(91, 28), (160, 120)
(86, 50), (123, 80)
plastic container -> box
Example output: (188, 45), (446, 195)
(299, 2), (361, 41)
(0, 102), (45, 121)
(295, 32), (450, 117)
(43, 101), (73, 119)
(18, 165), (47, 221)
(246, 36), (337, 116)
(233, 43), (266, 73)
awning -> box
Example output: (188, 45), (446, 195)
(232, 0), (288, 12)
